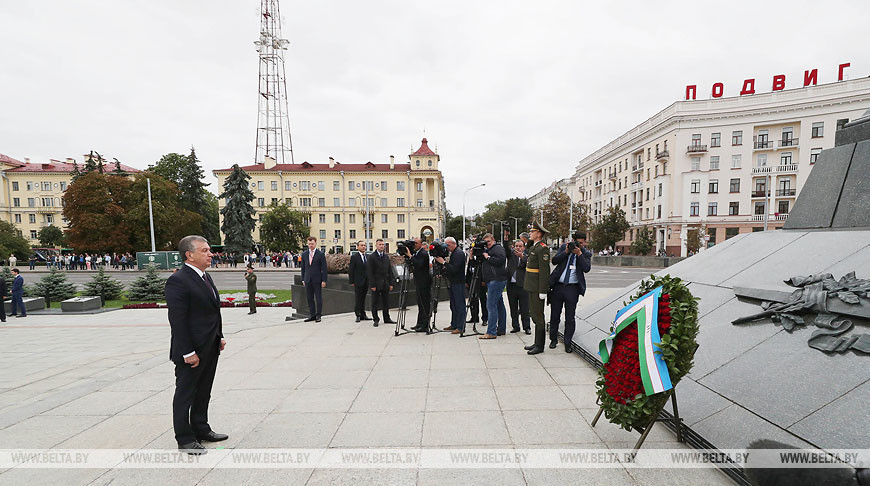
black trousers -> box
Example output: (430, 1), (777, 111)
(415, 277), (431, 328)
(173, 336), (219, 445)
(549, 283), (581, 344)
(506, 282), (530, 331)
(371, 287), (391, 322)
(305, 283), (323, 317)
(248, 292), (257, 312)
(353, 284), (368, 318)
(0, 296), (6, 321)
(467, 283), (488, 322)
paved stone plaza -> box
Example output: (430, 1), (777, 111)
(0, 291), (731, 485)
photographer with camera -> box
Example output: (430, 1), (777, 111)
(548, 231), (592, 353)
(506, 239), (530, 334)
(465, 236), (488, 325)
(434, 237), (465, 334)
(405, 237), (432, 332)
(479, 233), (508, 339)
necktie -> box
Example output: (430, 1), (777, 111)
(565, 254), (574, 283)
(202, 273), (217, 299)
(362, 253), (366, 264)
(309, 250), (314, 266)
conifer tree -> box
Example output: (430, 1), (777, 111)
(32, 269), (77, 307)
(126, 264), (167, 301)
(218, 164), (256, 254)
(84, 268), (125, 305)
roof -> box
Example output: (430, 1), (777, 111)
(410, 137), (437, 157)
(0, 153), (25, 167)
(7, 160), (140, 173)
(215, 161), (415, 173)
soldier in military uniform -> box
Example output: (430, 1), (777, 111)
(245, 264), (257, 315)
(522, 222), (551, 355)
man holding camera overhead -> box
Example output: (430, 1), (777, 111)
(548, 231), (592, 353)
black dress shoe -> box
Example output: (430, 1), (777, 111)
(196, 431), (229, 442)
(178, 441), (207, 454)
(304, 317), (316, 322)
(527, 347), (544, 355)
(549, 340), (557, 349)
(373, 321), (379, 327)
(384, 319), (396, 324)
(497, 331), (505, 336)
(524, 344), (535, 350)
(361, 316), (372, 321)
(355, 316), (361, 323)
(565, 342), (572, 353)
(510, 328), (520, 333)
(524, 330), (531, 335)
(315, 317), (321, 322)
(248, 311), (256, 315)
(466, 319), (478, 324)
(413, 326), (428, 332)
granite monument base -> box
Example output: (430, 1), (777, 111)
(61, 296), (102, 312)
(4, 297), (46, 313)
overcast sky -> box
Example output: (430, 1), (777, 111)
(1, 1), (868, 215)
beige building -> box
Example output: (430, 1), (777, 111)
(0, 154), (139, 244)
(534, 76), (870, 256)
(213, 138), (447, 253)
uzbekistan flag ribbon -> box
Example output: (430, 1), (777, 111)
(599, 286), (673, 396)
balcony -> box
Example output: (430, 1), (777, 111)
(776, 213), (789, 221)
(608, 172), (617, 180)
(778, 138), (799, 148)
(751, 166), (772, 174)
(776, 188), (796, 197)
(655, 150), (669, 160)
(687, 144), (708, 153)
(776, 164), (798, 173)
(753, 139), (774, 150)
(751, 190), (768, 198)
(752, 214), (764, 222)
(631, 181), (641, 191)
(751, 213), (789, 222)
(632, 162), (644, 172)
(594, 180), (602, 187)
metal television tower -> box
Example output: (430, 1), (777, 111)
(254, 0), (294, 164)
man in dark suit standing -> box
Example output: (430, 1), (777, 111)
(10, 268), (25, 318)
(435, 237), (465, 334)
(548, 231), (592, 353)
(0, 267), (7, 322)
(300, 236), (327, 322)
(348, 240), (371, 324)
(165, 235), (227, 454)
(408, 237), (431, 332)
(366, 238), (395, 326)
(506, 239), (530, 334)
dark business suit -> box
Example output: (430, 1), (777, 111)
(506, 251), (530, 332)
(348, 251), (369, 319)
(10, 274), (25, 317)
(0, 275), (7, 321)
(445, 247), (466, 331)
(411, 248), (431, 329)
(548, 244), (592, 345)
(366, 251), (394, 323)
(301, 248), (328, 318)
(165, 264), (224, 446)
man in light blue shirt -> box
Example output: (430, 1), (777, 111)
(547, 232), (592, 352)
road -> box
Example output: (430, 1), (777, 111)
(23, 266), (659, 291)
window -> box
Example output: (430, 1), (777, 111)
(709, 179), (719, 193)
(690, 202), (699, 216)
(44, 214), (53, 223)
(754, 202), (766, 215)
(271, 181), (278, 191)
(285, 181), (292, 191)
(349, 214), (356, 223)
(30, 230), (37, 239)
(781, 127), (794, 145)
(729, 202), (739, 215)
(708, 229), (717, 246)
(732, 130), (743, 146)
(691, 157), (701, 171)
(811, 122), (824, 138)
(780, 152), (792, 166)
(691, 134), (701, 147)
(397, 214), (405, 223)
(729, 178), (740, 193)
(300, 197), (312, 207)
(11, 182), (18, 191)
(710, 156), (720, 170)
(397, 181), (405, 191)
(257, 181), (264, 191)
(380, 181), (387, 190)
(257, 198), (264, 207)
(333, 197), (340, 207)
(333, 181), (340, 191)
(416, 181), (423, 192)
(348, 198), (356, 207)
(318, 198), (325, 207)
(397, 229), (406, 239)
(14, 214), (21, 223)
(708, 202), (718, 216)
(271, 197), (278, 205)
(690, 180), (700, 193)
(647, 148), (651, 160)
(725, 228), (739, 239)
(657, 205), (662, 218)
(348, 181), (355, 191)
(810, 148), (822, 164)
(778, 200), (790, 214)
(301, 181), (310, 191)
(416, 160), (420, 167)
(731, 155), (742, 169)
(416, 199), (423, 207)
(318, 181), (325, 191)
(756, 154), (767, 167)
(60, 182), (67, 191)
(381, 230), (389, 238)
(286, 198), (292, 205)
(349, 229), (356, 238)
(29, 214), (36, 223)
(335, 230), (341, 238)
(366, 198), (375, 207)
(658, 183), (662, 197)
(334, 214), (341, 223)
(645, 188), (650, 201)
(711, 132), (721, 147)
(26, 182), (33, 191)
(429, 199), (435, 208)
(381, 198), (387, 207)
(381, 214), (388, 223)
(397, 197), (405, 207)
(13, 198), (19, 207)
(319, 229), (326, 239)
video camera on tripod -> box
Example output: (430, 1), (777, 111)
(396, 239), (415, 259)
(468, 234), (487, 258)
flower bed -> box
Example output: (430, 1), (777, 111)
(123, 300), (292, 309)
(594, 274), (699, 431)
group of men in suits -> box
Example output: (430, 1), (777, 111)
(348, 239), (396, 326)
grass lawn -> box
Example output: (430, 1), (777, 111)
(97, 289), (293, 309)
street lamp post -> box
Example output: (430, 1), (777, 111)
(509, 217), (520, 239)
(462, 183), (485, 249)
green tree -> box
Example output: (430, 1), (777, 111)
(219, 164), (256, 254)
(123, 173), (203, 251)
(38, 225), (65, 248)
(201, 191), (221, 245)
(0, 267), (13, 295)
(542, 189), (588, 243)
(444, 210), (464, 240)
(149, 148), (219, 244)
(0, 221), (32, 261)
(630, 225), (655, 256)
(259, 202), (309, 252)
(589, 206), (630, 251)
(501, 197), (535, 239)
(83, 268), (125, 305)
(686, 226), (705, 254)
(127, 264), (167, 301)
(32, 269), (77, 307)
(63, 171), (133, 253)
(112, 157), (125, 175)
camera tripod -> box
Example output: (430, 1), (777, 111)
(461, 260), (485, 338)
(426, 265), (449, 334)
(394, 260), (414, 337)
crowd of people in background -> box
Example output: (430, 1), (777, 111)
(17, 252), (138, 271)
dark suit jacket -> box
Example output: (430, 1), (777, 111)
(301, 249), (328, 286)
(0, 276), (7, 299)
(348, 252), (368, 287)
(366, 251), (394, 291)
(506, 252), (527, 287)
(411, 248), (431, 283)
(11, 275), (23, 297)
(445, 247), (466, 285)
(165, 265), (224, 363)
(548, 243), (592, 295)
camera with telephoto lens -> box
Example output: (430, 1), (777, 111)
(566, 241), (578, 252)
(469, 234), (487, 259)
(396, 239), (415, 258)
(428, 240), (450, 259)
